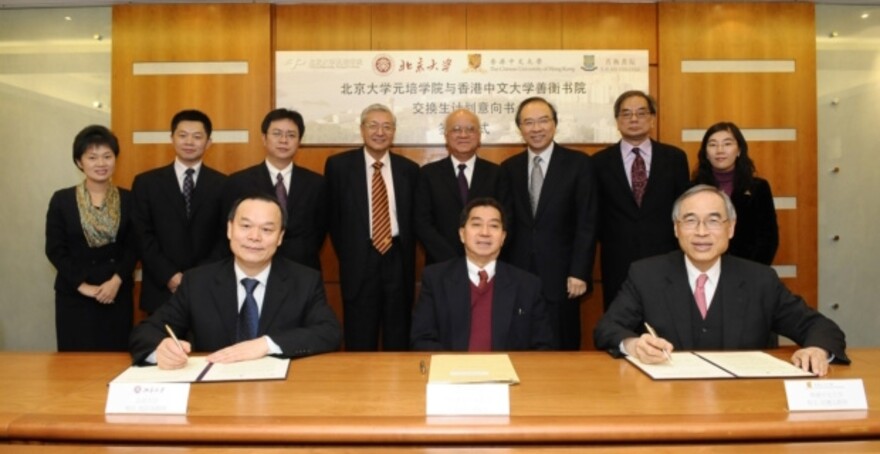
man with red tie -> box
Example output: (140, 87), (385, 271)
(593, 185), (848, 376)
(411, 197), (553, 351)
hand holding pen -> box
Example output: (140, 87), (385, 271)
(631, 322), (673, 364)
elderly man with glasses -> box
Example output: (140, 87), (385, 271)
(593, 185), (849, 376)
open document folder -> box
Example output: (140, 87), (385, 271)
(110, 356), (290, 384)
(428, 354), (520, 384)
(626, 351), (816, 380)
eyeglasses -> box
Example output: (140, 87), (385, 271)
(520, 117), (553, 129)
(618, 109), (652, 120)
(269, 130), (298, 140)
(449, 125), (478, 136)
(677, 217), (729, 231)
(364, 123), (395, 133)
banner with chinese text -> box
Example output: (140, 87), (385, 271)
(276, 50), (648, 145)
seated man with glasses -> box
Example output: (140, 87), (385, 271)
(593, 185), (848, 376)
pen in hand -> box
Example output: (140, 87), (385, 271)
(644, 322), (673, 363)
(164, 324), (186, 356)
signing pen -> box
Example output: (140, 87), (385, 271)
(164, 324), (185, 354)
(644, 322), (673, 363)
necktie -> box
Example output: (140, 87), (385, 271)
(238, 278), (260, 342)
(182, 168), (195, 219)
(274, 172), (288, 217)
(694, 273), (709, 319)
(529, 155), (544, 216)
(457, 163), (469, 204)
(371, 161), (392, 254)
(469, 269), (492, 351)
(631, 148), (647, 207)
(478, 269), (489, 291)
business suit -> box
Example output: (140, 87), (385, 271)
(221, 163), (327, 271)
(45, 186), (137, 351)
(593, 251), (849, 363)
(728, 178), (779, 265)
(131, 163), (227, 313)
(325, 147), (419, 350)
(415, 156), (500, 264)
(129, 256), (341, 364)
(411, 258), (553, 351)
(593, 140), (690, 310)
(499, 144), (597, 350)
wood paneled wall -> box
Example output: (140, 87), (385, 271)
(112, 3), (818, 349)
(658, 3), (817, 306)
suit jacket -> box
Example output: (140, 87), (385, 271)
(131, 163), (227, 313)
(324, 148), (419, 301)
(728, 177), (779, 265)
(498, 144), (597, 301)
(45, 186), (138, 296)
(410, 258), (553, 351)
(129, 256), (341, 364)
(221, 163), (327, 271)
(593, 251), (849, 363)
(415, 156), (500, 264)
(593, 140), (690, 306)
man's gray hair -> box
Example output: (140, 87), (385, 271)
(360, 103), (396, 126)
(671, 184), (737, 222)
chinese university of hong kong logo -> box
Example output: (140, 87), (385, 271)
(373, 54), (393, 76)
(468, 53), (482, 70)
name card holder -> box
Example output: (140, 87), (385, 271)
(105, 382), (190, 414)
(784, 379), (868, 412)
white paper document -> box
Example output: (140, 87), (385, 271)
(111, 356), (290, 384)
(626, 351), (815, 380)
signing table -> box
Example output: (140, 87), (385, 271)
(0, 349), (878, 449)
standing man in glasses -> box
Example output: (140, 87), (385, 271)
(325, 104), (419, 351)
(415, 108), (500, 265)
(221, 108), (327, 272)
(499, 97), (598, 350)
(593, 90), (690, 311)
(594, 185), (848, 376)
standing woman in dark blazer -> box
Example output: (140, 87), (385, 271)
(692, 122), (779, 265)
(45, 125), (137, 351)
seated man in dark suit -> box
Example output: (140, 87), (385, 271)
(130, 195), (341, 369)
(593, 185), (848, 376)
(411, 197), (553, 351)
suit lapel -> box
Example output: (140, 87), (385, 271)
(663, 255), (697, 349)
(490, 263), (515, 350)
(445, 260), (473, 351)
(534, 146), (567, 218)
(510, 152), (532, 225)
(353, 151), (371, 230)
(718, 256), (748, 349)
(159, 165), (188, 221)
(390, 153), (411, 223)
(211, 260), (241, 345)
(441, 157), (464, 205)
(259, 259), (290, 335)
(608, 142), (639, 211)
(470, 158), (491, 199)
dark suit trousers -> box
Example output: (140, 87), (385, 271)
(527, 254), (577, 350)
(343, 240), (410, 351)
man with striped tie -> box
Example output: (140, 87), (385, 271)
(325, 104), (420, 351)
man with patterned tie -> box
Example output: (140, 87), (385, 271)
(411, 197), (553, 351)
(129, 195), (341, 368)
(415, 108), (500, 265)
(221, 108), (326, 271)
(132, 110), (227, 314)
(499, 97), (598, 350)
(593, 185), (848, 376)
(593, 90), (691, 312)
(324, 104), (420, 351)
